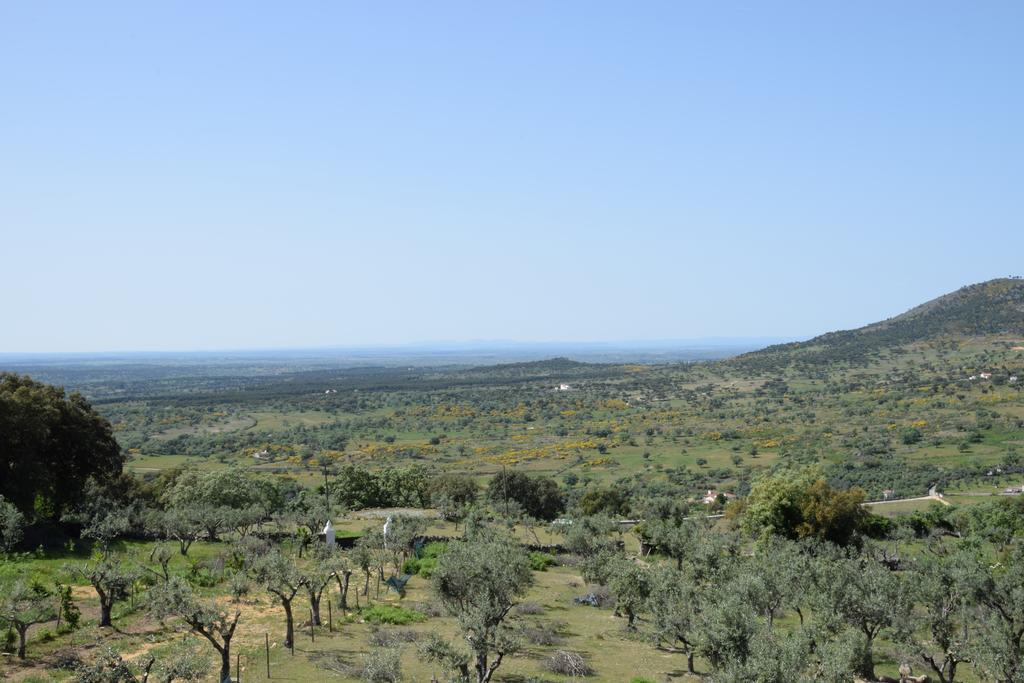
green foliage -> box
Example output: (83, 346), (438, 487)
(527, 551), (556, 571)
(486, 470), (565, 522)
(0, 496), (25, 554)
(575, 486), (631, 517)
(0, 578), (56, 659)
(0, 373), (123, 521)
(741, 470), (869, 546)
(432, 527), (533, 682)
(360, 604), (426, 625)
(332, 465), (431, 510)
(55, 582), (80, 632)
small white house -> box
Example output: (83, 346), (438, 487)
(557, 383), (572, 391)
(701, 489), (736, 505)
(980, 372), (993, 380)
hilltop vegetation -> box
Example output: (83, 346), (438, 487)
(744, 278), (1024, 368)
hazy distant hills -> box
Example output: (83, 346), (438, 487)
(741, 278), (1024, 365)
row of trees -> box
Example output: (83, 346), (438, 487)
(572, 513), (1024, 683)
(3, 510), (535, 683)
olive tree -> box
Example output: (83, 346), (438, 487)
(896, 550), (975, 683)
(431, 529), (533, 682)
(648, 564), (700, 673)
(963, 541), (1024, 682)
(148, 508), (204, 556)
(300, 546), (338, 626)
(250, 550), (302, 648)
(0, 579), (56, 659)
(148, 577), (239, 683)
(69, 555), (138, 628)
(601, 553), (651, 630)
(810, 550), (909, 681)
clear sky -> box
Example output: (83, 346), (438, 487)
(2, 2), (1022, 352)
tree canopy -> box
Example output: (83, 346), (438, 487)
(0, 373), (123, 520)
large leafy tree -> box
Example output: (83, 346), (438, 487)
(485, 470), (565, 522)
(161, 467), (279, 541)
(741, 469), (869, 547)
(0, 373), (123, 520)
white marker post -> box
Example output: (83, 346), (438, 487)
(322, 520), (335, 549)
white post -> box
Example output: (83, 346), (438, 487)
(322, 520), (336, 549)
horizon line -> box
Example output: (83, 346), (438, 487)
(0, 335), (804, 358)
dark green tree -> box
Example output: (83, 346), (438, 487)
(0, 373), (123, 520)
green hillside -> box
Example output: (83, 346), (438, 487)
(741, 277), (1024, 367)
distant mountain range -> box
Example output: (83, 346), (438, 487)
(743, 278), (1024, 365)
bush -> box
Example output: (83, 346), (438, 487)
(528, 551), (557, 571)
(359, 647), (402, 683)
(522, 621), (566, 646)
(407, 600), (444, 618)
(360, 604), (426, 625)
(403, 556), (439, 578)
(369, 628), (420, 647)
(543, 650), (594, 677)
(515, 601), (545, 615)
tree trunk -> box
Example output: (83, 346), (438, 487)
(857, 635), (876, 682)
(475, 653), (488, 683)
(309, 591), (322, 626)
(218, 643), (231, 683)
(283, 600), (294, 648)
(687, 651), (695, 674)
(335, 570), (351, 611)
(16, 624), (27, 659)
(99, 596), (113, 627)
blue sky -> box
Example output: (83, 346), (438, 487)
(2, 2), (1022, 352)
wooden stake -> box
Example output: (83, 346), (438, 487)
(327, 601), (333, 632)
(265, 634), (270, 678)
(236, 652), (240, 683)
(310, 609), (315, 642)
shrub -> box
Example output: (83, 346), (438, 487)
(515, 601), (545, 615)
(543, 650), (594, 677)
(522, 621), (566, 646)
(403, 541), (448, 577)
(528, 552), (557, 571)
(359, 647), (402, 683)
(360, 604), (426, 625)
(370, 628), (420, 647)
(407, 600), (444, 618)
